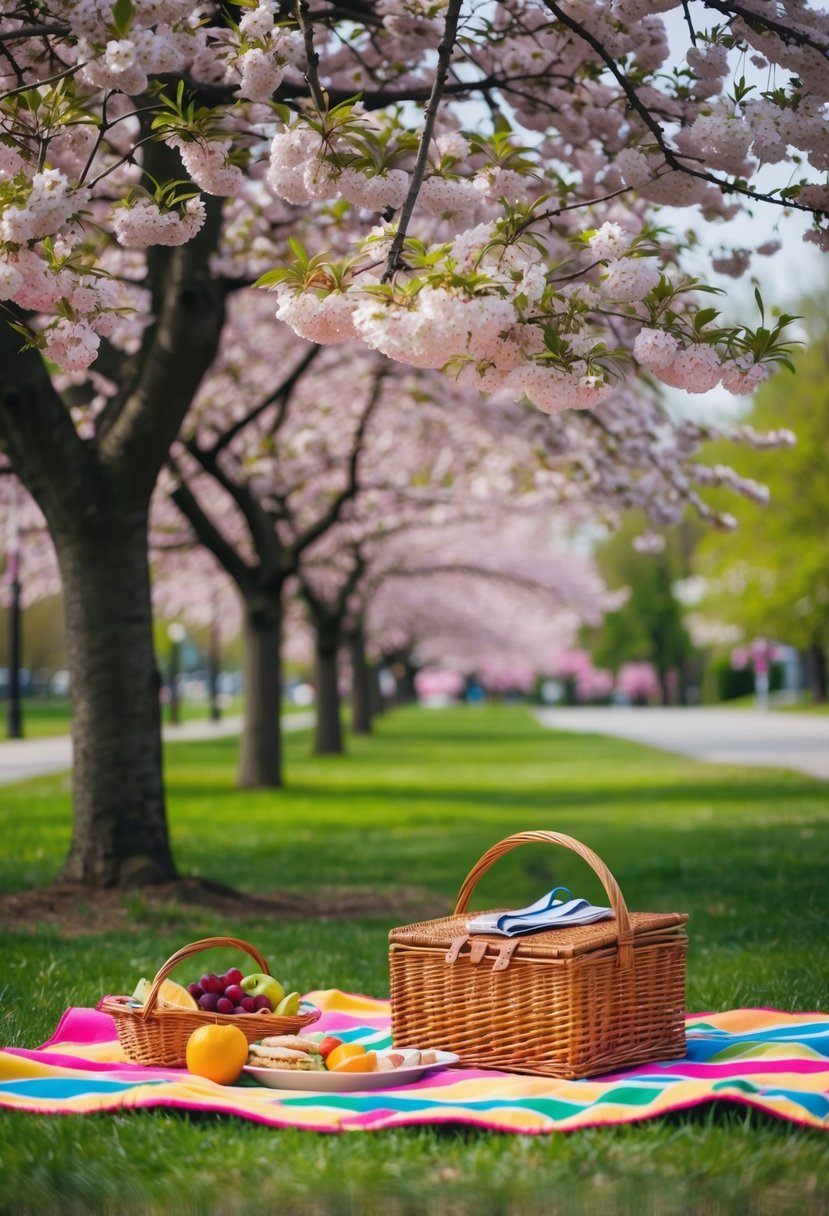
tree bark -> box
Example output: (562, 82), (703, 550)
(348, 621), (373, 735)
(313, 620), (343, 755)
(58, 508), (175, 886)
(369, 662), (386, 718)
(238, 598), (284, 788)
(396, 657), (418, 704)
(0, 192), (226, 887)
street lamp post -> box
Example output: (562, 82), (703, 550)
(167, 622), (186, 726)
(6, 498), (23, 740)
(208, 591), (221, 723)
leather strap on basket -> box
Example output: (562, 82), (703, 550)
(139, 936), (270, 1020)
(452, 831), (634, 970)
(444, 937), (521, 970)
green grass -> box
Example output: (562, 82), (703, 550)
(4, 695), (75, 737)
(1, 705), (828, 1215)
(4, 694), (315, 737)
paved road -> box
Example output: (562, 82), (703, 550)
(534, 706), (829, 781)
(0, 713), (314, 786)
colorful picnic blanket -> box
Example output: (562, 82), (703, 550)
(1, 991), (827, 1133)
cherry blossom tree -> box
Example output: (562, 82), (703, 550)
(547, 648), (615, 704)
(152, 315), (390, 786)
(2, 0), (827, 885)
(361, 536), (612, 701)
(617, 660), (662, 705)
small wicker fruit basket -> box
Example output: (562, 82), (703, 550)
(389, 831), (688, 1079)
(98, 935), (319, 1068)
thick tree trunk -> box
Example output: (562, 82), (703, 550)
(806, 641), (827, 705)
(348, 622), (373, 735)
(314, 622), (343, 755)
(0, 193), (226, 888)
(238, 599), (284, 788)
(58, 511), (176, 886)
(397, 657), (418, 704)
(369, 663), (386, 718)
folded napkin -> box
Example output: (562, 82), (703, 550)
(467, 887), (613, 936)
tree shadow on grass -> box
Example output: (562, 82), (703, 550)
(197, 775), (823, 812)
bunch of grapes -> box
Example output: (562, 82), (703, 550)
(187, 968), (273, 1016)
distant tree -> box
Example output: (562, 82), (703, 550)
(696, 295), (829, 702)
(587, 514), (696, 704)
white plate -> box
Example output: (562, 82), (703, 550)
(243, 1050), (459, 1092)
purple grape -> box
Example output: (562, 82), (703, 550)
(187, 982), (204, 999)
(232, 1005), (247, 1016)
(198, 993), (219, 1012)
(253, 994), (273, 1012)
(224, 984), (244, 1004)
(200, 974), (223, 995)
(223, 968), (244, 987)
(216, 996), (234, 1015)
(240, 996), (256, 1013)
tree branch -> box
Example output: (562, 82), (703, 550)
(295, 0), (328, 111)
(382, 0), (464, 279)
(167, 472), (254, 590)
(292, 363), (388, 557)
(209, 342), (321, 459)
(542, 0), (824, 219)
(95, 140), (226, 498)
(0, 23), (70, 42)
(182, 441), (284, 578)
(702, 0), (829, 56)
(0, 307), (96, 529)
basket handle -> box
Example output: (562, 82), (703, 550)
(139, 936), (270, 1020)
(452, 831), (634, 970)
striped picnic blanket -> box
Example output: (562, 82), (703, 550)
(1, 990), (826, 1132)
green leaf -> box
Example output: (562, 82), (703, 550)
(253, 268), (290, 289)
(110, 0), (134, 38)
(287, 237), (310, 267)
(693, 307), (721, 331)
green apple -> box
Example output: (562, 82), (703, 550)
(274, 991), (301, 1016)
(240, 972), (284, 1008)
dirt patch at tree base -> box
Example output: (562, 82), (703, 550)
(0, 876), (439, 938)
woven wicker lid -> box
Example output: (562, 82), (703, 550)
(389, 908), (687, 960)
(390, 832), (688, 964)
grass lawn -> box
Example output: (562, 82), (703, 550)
(1, 705), (828, 1215)
(5, 694), (318, 737)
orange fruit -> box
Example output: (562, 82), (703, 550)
(325, 1042), (366, 1071)
(329, 1050), (378, 1074)
(157, 979), (199, 1010)
(185, 1023), (249, 1085)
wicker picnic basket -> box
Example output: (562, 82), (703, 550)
(389, 831), (688, 1079)
(99, 936), (319, 1068)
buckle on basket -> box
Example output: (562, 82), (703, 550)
(445, 935), (468, 963)
(445, 936), (489, 964)
(492, 939), (521, 972)
(445, 937), (496, 966)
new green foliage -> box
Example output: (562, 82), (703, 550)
(697, 288), (829, 700)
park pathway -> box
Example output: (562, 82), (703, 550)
(0, 713), (314, 786)
(534, 705), (829, 781)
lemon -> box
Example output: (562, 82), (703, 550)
(157, 979), (199, 1009)
(131, 977), (198, 1010)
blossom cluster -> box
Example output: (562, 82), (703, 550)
(0, 0), (826, 384)
(264, 217), (779, 408)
